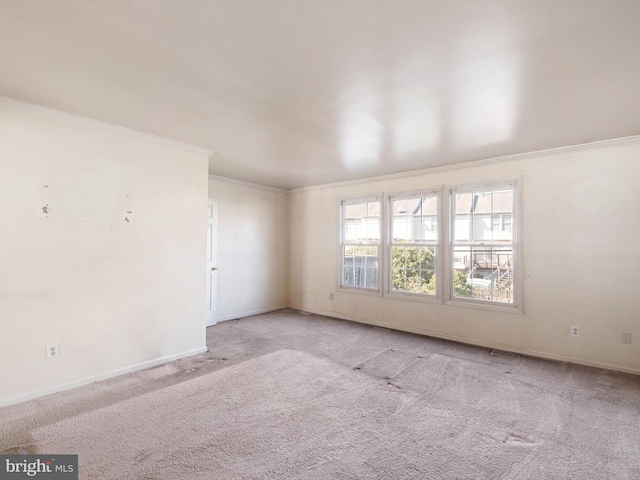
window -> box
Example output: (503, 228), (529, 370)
(388, 192), (439, 298)
(450, 182), (519, 307)
(340, 197), (381, 291)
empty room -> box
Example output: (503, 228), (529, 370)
(1, 0), (639, 479)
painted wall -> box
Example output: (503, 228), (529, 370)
(208, 177), (288, 321)
(288, 140), (640, 373)
(0, 106), (209, 404)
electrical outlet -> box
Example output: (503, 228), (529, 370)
(570, 325), (580, 337)
(47, 344), (59, 359)
(621, 332), (632, 344)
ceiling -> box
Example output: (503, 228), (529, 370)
(1, 0), (639, 190)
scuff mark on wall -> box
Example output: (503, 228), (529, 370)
(122, 196), (133, 223)
(38, 171), (134, 222)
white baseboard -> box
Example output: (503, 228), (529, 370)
(0, 346), (208, 408)
(216, 305), (287, 323)
(287, 305), (640, 376)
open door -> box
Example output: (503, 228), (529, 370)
(206, 198), (218, 327)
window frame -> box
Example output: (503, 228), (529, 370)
(385, 188), (442, 303)
(338, 194), (383, 295)
(445, 179), (523, 313)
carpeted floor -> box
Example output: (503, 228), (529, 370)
(2, 309), (640, 479)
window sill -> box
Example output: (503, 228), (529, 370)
(385, 291), (441, 304)
(338, 286), (382, 297)
(445, 298), (523, 314)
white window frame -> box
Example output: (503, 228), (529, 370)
(338, 195), (383, 295)
(445, 179), (523, 313)
(386, 188), (442, 303)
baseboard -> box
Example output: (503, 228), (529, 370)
(287, 305), (640, 376)
(216, 305), (288, 323)
(0, 346), (208, 408)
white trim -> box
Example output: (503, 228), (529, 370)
(208, 174), (287, 194)
(384, 289), (442, 304)
(386, 188), (443, 302)
(338, 194), (384, 295)
(288, 134), (640, 194)
(286, 305), (640, 376)
(444, 298), (523, 314)
(0, 95), (213, 156)
(450, 179), (518, 195)
(0, 346), (208, 408)
(215, 305), (288, 323)
(446, 178), (523, 313)
(337, 285), (383, 297)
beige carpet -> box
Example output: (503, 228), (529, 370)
(2, 310), (640, 479)
(18, 347), (640, 479)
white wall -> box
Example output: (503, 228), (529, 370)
(208, 177), (288, 321)
(288, 140), (640, 373)
(0, 105), (209, 404)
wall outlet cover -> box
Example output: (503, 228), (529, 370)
(47, 344), (59, 359)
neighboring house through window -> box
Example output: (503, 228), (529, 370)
(338, 180), (521, 311)
(450, 182), (519, 307)
(388, 191), (440, 298)
(340, 197), (381, 291)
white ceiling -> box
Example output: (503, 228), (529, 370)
(1, 0), (639, 189)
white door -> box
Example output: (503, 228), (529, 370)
(206, 198), (218, 327)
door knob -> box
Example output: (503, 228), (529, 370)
(211, 267), (218, 271)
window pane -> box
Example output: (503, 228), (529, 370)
(355, 219), (367, 241)
(491, 214), (513, 242)
(364, 247), (378, 289)
(453, 246), (513, 303)
(366, 202), (381, 241)
(392, 195), (437, 243)
(344, 200), (380, 243)
(344, 219), (356, 242)
(453, 189), (515, 244)
(492, 189), (514, 214)
(345, 204), (358, 219)
(451, 185), (516, 305)
(453, 192), (474, 243)
(342, 245), (355, 287)
(494, 189), (514, 243)
(472, 213), (491, 243)
(453, 246), (473, 298)
(503, 215), (512, 232)
(469, 192), (492, 243)
(391, 246), (436, 295)
(392, 198), (411, 242)
(342, 245), (378, 289)
(421, 215), (437, 241)
(491, 215), (501, 235)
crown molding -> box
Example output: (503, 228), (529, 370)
(0, 95), (213, 156)
(288, 134), (640, 194)
(208, 174), (287, 193)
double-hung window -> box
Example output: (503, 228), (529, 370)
(388, 191), (440, 298)
(340, 197), (381, 291)
(450, 181), (519, 308)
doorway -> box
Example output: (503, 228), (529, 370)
(206, 198), (218, 327)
